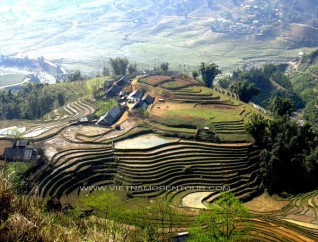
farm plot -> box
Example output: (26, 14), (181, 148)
(161, 77), (198, 90)
(43, 99), (95, 121)
(150, 102), (242, 128)
(139, 75), (172, 86)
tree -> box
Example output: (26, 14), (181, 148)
(160, 62), (169, 72)
(245, 114), (268, 146)
(56, 93), (65, 106)
(218, 76), (231, 89)
(267, 96), (295, 116)
(231, 80), (260, 103)
(68, 70), (83, 82)
(189, 192), (251, 242)
(246, 115), (318, 193)
(192, 71), (199, 80)
(109, 57), (129, 75)
(199, 62), (221, 88)
(128, 63), (138, 75)
(103, 66), (110, 76)
(131, 197), (182, 241)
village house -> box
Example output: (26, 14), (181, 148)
(2, 140), (42, 163)
(131, 93), (155, 110)
(116, 76), (131, 87)
(2, 148), (40, 162)
(96, 106), (123, 126)
(127, 89), (143, 103)
(142, 94), (155, 105)
(106, 85), (122, 97)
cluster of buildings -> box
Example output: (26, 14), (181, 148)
(212, 0), (283, 35)
(96, 76), (154, 127)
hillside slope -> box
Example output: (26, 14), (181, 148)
(289, 49), (318, 124)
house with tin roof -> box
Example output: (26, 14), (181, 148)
(96, 106), (123, 126)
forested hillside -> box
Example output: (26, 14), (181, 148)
(0, 81), (92, 120)
(289, 50), (318, 124)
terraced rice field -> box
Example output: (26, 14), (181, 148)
(243, 191), (318, 241)
(117, 141), (259, 202)
(28, 134), (318, 241)
(43, 99), (95, 121)
(9, 75), (317, 240)
(29, 138), (260, 201)
(146, 82), (263, 142)
(30, 145), (115, 199)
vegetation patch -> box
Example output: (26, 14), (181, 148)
(96, 99), (117, 117)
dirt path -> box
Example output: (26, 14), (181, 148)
(131, 76), (140, 92)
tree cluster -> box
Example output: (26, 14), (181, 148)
(230, 64), (301, 106)
(199, 62), (221, 88)
(0, 83), (64, 120)
(189, 192), (251, 241)
(246, 114), (318, 194)
(290, 68), (318, 125)
(109, 57), (129, 76)
(68, 70), (83, 82)
(267, 96), (295, 116)
(231, 80), (260, 103)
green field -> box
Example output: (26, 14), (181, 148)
(151, 103), (241, 127)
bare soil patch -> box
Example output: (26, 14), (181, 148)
(0, 140), (13, 156)
(245, 193), (289, 212)
(77, 126), (111, 137)
(38, 136), (105, 161)
(142, 75), (172, 86)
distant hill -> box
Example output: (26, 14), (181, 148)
(0, 0), (317, 73)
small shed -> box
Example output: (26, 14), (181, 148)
(298, 51), (305, 57)
(15, 140), (28, 148)
(78, 116), (89, 124)
(171, 232), (189, 242)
